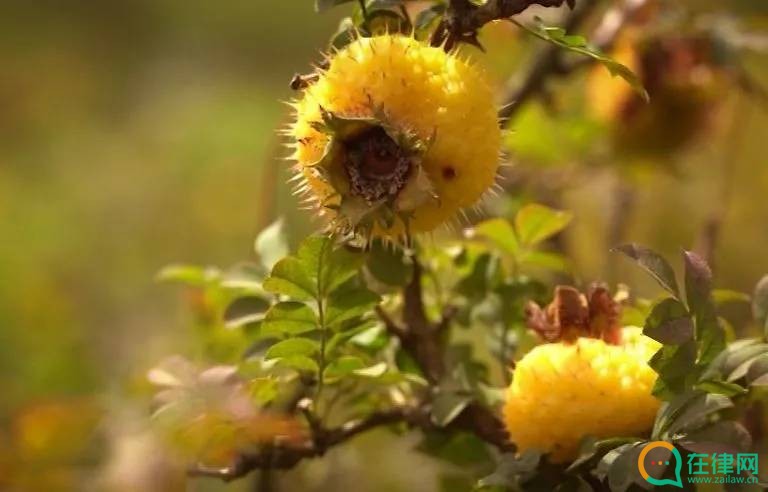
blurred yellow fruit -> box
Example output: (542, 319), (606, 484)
(288, 34), (501, 240)
(588, 30), (731, 158)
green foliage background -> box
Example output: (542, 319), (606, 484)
(0, 1), (767, 491)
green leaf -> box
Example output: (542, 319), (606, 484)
(678, 421), (752, 454)
(701, 338), (768, 381)
(223, 296), (270, 328)
(323, 355), (365, 380)
(365, 241), (413, 287)
(417, 432), (493, 468)
(694, 379), (746, 397)
(604, 443), (645, 492)
(567, 437), (642, 473)
(297, 236), (364, 296)
(683, 250), (725, 365)
(665, 392), (733, 436)
(518, 250), (569, 272)
(431, 391), (472, 427)
(325, 285), (380, 329)
(683, 250), (714, 316)
(262, 302), (317, 335)
(265, 338), (320, 360)
(254, 218), (289, 271)
(274, 355), (319, 373)
(477, 451), (541, 489)
(264, 257), (317, 301)
(156, 264), (219, 286)
(514, 203), (572, 247)
(643, 298), (693, 345)
(512, 17), (648, 102)
(414, 3), (446, 38)
(753, 275), (768, 335)
(614, 244), (680, 297)
(473, 218), (520, 256)
(649, 340), (698, 398)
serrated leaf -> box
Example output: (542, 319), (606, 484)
(254, 218), (289, 271)
(224, 296), (270, 328)
(643, 298), (693, 345)
(514, 203), (572, 247)
(265, 338), (320, 360)
(264, 257), (317, 301)
(605, 443), (645, 492)
(614, 244), (679, 297)
(262, 302), (317, 335)
(513, 18), (648, 102)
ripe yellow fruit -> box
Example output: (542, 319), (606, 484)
(287, 34), (501, 240)
(503, 326), (661, 462)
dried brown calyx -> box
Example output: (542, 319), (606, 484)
(525, 284), (623, 345)
(309, 108), (435, 235)
(344, 126), (413, 204)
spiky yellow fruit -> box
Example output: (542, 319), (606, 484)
(288, 35), (501, 240)
(503, 327), (661, 462)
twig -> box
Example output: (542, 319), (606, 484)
(498, 0), (650, 126)
(431, 0), (573, 51)
(188, 408), (418, 481)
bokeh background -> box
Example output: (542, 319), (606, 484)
(1, 1), (766, 491)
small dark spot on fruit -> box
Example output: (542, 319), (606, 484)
(442, 166), (456, 180)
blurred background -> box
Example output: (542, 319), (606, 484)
(0, 1), (766, 491)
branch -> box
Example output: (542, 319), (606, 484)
(188, 407), (419, 481)
(377, 256), (513, 451)
(498, 0), (649, 126)
(432, 0), (573, 50)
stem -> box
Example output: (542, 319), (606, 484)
(315, 238), (331, 400)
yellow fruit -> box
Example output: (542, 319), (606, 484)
(503, 327), (661, 462)
(587, 30), (729, 158)
(287, 34), (501, 240)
